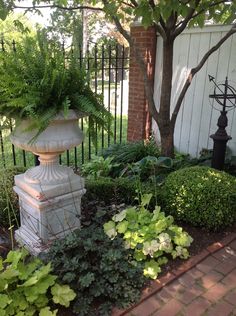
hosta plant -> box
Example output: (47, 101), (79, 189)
(0, 248), (76, 316)
(104, 194), (193, 279)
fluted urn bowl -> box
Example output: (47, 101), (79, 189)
(10, 110), (84, 185)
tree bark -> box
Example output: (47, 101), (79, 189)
(158, 37), (175, 157)
(159, 125), (175, 157)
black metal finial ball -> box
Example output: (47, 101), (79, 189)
(209, 75), (236, 112)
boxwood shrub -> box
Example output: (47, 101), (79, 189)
(163, 166), (236, 231)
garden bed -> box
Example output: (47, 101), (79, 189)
(1, 200), (235, 316)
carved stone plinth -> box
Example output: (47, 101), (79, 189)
(14, 174), (85, 255)
(10, 110), (86, 255)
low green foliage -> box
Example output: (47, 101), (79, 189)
(121, 155), (173, 182)
(104, 194), (193, 279)
(0, 166), (26, 228)
(47, 219), (146, 316)
(0, 248), (76, 316)
(163, 166), (236, 231)
(102, 139), (161, 165)
(84, 177), (139, 204)
(84, 176), (165, 211)
(81, 155), (119, 179)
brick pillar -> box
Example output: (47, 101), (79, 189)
(127, 24), (157, 141)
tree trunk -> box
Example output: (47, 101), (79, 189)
(157, 37), (175, 157)
(159, 125), (174, 157)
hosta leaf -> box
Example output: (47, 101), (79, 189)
(143, 240), (160, 256)
(18, 259), (41, 280)
(0, 294), (11, 309)
(0, 309), (6, 316)
(174, 232), (193, 247)
(140, 194), (152, 207)
(103, 221), (117, 239)
(1, 267), (19, 280)
(24, 286), (41, 303)
(112, 209), (127, 222)
(144, 260), (161, 279)
(51, 284), (76, 307)
(19, 275), (38, 287)
(34, 294), (49, 308)
(116, 220), (129, 234)
(39, 307), (58, 316)
(36, 275), (57, 294)
(134, 250), (146, 261)
(0, 258), (3, 271)
(4, 249), (28, 266)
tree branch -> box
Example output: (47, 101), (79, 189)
(121, 1), (136, 8)
(173, 0), (200, 37)
(175, 0), (231, 30)
(191, 0), (230, 20)
(171, 24), (236, 127)
(130, 0), (138, 7)
(13, 4), (103, 11)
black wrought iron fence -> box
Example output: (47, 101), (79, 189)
(0, 40), (129, 170)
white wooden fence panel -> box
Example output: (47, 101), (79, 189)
(153, 25), (236, 157)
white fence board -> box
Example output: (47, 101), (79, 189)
(153, 25), (236, 157)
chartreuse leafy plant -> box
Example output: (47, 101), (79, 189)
(0, 248), (76, 316)
(104, 194), (193, 279)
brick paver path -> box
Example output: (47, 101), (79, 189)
(128, 239), (236, 316)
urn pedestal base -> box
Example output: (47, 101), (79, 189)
(14, 173), (86, 256)
(11, 110), (86, 255)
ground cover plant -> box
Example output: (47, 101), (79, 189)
(0, 248), (76, 316)
(47, 212), (147, 316)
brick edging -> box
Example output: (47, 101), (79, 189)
(112, 232), (236, 316)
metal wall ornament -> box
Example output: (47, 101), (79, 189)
(209, 75), (236, 170)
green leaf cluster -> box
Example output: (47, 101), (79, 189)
(0, 248), (76, 316)
(104, 194), (193, 279)
(0, 166), (26, 228)
(0, 30), (112, 139)
(163, 166), (236, 231)
(81, 155), (120, 179)
(47, 222), (146, 316)
(101, 0), (236, 28)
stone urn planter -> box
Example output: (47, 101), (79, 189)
(11, 110), (86, 255)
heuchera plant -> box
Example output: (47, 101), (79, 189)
(104, 194), (193, 279)
(0, 248), (76, 316)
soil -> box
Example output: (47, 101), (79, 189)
(0, 201), (235, 316)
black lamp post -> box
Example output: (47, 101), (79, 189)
(209, 75), (236, 170)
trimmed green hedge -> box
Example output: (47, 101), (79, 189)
(163, 166), (236, 231)
(84, 177), (164, 207)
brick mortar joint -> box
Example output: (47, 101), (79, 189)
(113, 232), (236, 316)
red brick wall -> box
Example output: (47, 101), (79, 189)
(127, 24), (157, 141)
